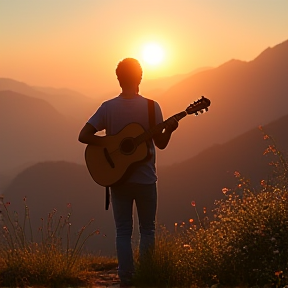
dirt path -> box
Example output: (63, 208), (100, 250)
(87, 269), (120, 287)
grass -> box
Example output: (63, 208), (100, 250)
(0, 200), (118, 287)
(0, 128), (287, 287)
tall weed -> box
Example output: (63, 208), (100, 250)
(0, 199), (98, 287)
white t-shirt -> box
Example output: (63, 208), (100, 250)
(88, 94), (163, 184)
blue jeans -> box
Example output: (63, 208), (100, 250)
(111, 182), (157, 283)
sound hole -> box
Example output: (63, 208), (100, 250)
(120, 138), (136, 155)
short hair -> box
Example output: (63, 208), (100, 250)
(116, 58), (143, 86)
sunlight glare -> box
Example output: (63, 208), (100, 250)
(141, 43), (165, 66)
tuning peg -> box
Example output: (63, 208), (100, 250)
(205, 108), (208, 112)
(200, 109), (204, 113)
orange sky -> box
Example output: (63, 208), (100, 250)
(1, 0), (288, 97)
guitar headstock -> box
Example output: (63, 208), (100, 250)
(186, 96), (211, 115)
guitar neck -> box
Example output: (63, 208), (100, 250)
(135, 110), (187, 145)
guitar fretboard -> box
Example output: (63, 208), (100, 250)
(135, 111), (187, 145)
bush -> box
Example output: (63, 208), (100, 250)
(135, 130), (288, 287)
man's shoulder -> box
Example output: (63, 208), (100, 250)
(99, 96), (120, 109)
(139, 95), (160, 105)
(102, 96), (119, 104)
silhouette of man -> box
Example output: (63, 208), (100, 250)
(78, 58), (178, 286)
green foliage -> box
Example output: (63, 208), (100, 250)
(135, 131), (288, 287)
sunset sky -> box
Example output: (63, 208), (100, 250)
(1, 0), (287, 96)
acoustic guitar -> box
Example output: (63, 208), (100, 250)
(85, 96), (211, 187)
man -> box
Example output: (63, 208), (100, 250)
(78, 58), (178, 286)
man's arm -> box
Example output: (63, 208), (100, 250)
(153, 117), (178, 150)
(78, 123), (103, 145)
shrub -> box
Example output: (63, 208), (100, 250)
(135, 130), (288, 287)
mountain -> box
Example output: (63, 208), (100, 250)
(156, 39), (288, 165)
(0, 90), (84, 172)
(140, 67), (213, 98)
(0, 78), (99, 122)
(2, 113), (287, 255)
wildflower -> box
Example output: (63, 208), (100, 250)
(222, 188), (229, 195)
(234, 171), (241, 178)
(203, 207), (207, 214)
(67, 203), (71, 208)
(191, 201), (196, 207)
(263, 134), (269, 140)
(260, 180), (267, 187)
(263, 145), (277, 155)
(189, 218), (194, 223)
(275, 271), (283, 276)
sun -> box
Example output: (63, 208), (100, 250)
(141, 43), (165, 66)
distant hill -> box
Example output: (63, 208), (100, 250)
(0, 78), (99, 122)
(3, 114), (287, 255)
(140, 67), (213, 98)
(0, 90), (84, 172)
(156, 39), (288, 165)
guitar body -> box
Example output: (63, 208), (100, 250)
(85, 96), (211, 188)
(85, 123), (149, 187)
